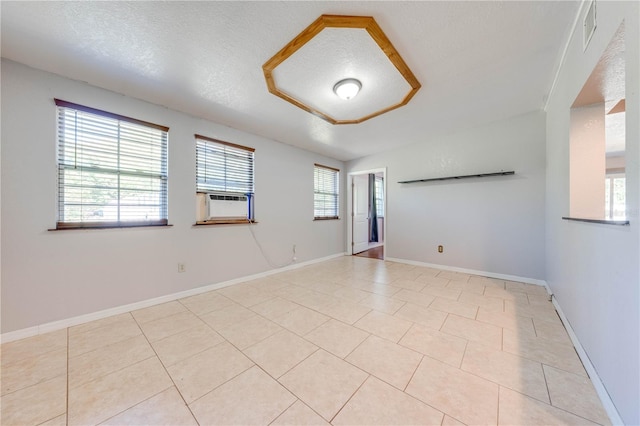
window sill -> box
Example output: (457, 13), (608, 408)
(314, 217), (340, 221)
(49, 223), (173, 231)
(194, 219), (256, 226)
(562, 217), (630, 226)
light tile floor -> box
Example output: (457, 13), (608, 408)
(1, 257), (611, 425)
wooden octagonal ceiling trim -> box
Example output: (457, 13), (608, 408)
(262, 15), (421, 125)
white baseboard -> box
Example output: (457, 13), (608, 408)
(385, 256), (621, 424)
(384, 257), (546, 286)
(0, 252), (345, 344)
(550, 293), (623, 425)
(1, 251), (623, 426)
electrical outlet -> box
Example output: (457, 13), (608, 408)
(438, 245), (443, 253)
(178, 263), (186, 273)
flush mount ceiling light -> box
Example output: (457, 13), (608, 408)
(263, 15), (421, 125)
(333, 78), (362, 100)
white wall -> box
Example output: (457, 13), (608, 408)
(0, 60), (345, 333)
(545, 2), (639, 424)
(347, 110), (546, 281)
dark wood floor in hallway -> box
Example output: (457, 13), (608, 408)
(354, 245), (384, 260)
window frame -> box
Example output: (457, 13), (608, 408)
(195, 134), (255, 224)
(314, 163), (340, 220)
(54, 99), (169, 230)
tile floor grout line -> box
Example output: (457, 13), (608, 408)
(456, 353), (559, 407)
(538, 361), (609, 422)
(181, 326), (263, 407)
(66, 312), (134, 339)
(541, 361), (553, 406)
(501, 345), (587, 378)
(328, 373), (371, 424)
(267, 291), (334, 322)
(438, 312), (451, 332)
(271, 346), (321, 381)
(127, 314), (201, 425)
(67, 332), (148, 364)
(396, 365), (450, 425)
(160, 332), (227, 369)
(266, 397), (299, 426)
(235, 362), (301, 423)
(402, 354), (425, 393)
(330, 334), (424, 395)
(497, 384), (502, 425)
(458, 339), (470, 369)
(138, 324), (210, 425)
(396, 319), (414, 344)
(69, 355), (162, 424)
(216, 314), (284, 351)
(97, 386), (176, 426)
(504, 384), (607, 425)
(134, 311), (209, 344)
(337, 329), (372, 360)
(176, 294), (233, 318)
(3, 332), (69, 364)
(183, 362), (253, 406)
(67, 350), (155, 390)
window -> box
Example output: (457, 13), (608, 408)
(55, 99), (168, 229)
(605, 173), (626, 220)
(314, 164), (339, 220)
(195, 135), (254, 193)
(375, 175), (384, 217)
(195, 134), (255, 222)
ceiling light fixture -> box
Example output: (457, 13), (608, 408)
(263, 15), (421, 124)
(333, 78), (362, 100)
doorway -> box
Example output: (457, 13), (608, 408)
(348, 168), (386, 260)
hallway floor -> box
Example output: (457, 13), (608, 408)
(353, 245), (384, 260)
(1, 256), (610, 425)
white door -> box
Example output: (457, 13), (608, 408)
(352, 174), (369, 254)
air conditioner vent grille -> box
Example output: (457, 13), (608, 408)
(208, 194), (248, 202)
(206, 192), (249, 219)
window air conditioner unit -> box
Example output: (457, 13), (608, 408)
(207, 192), (248, 219)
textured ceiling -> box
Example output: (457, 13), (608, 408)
(572, 23), (626, 155)
(270, 27), (414, 122)
(0, 1), (580, 161)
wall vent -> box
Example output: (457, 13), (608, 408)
(583, 0), (597, 51)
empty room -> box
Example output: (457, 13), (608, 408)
(1, 1), (638, 425)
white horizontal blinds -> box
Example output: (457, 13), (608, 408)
(195, 134), (255, 194)
(314, 164), (339, 219)
(55, 99), (169, 228)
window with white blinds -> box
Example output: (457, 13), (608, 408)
(375, 175), (384, 217)
(314, 164), (340, 220)
(55, 99), (169, 229)
(195, 134), (255, 194)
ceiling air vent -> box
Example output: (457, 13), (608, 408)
(583, 0), (597, 51)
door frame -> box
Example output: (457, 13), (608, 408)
(346, 167), (387, 257)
